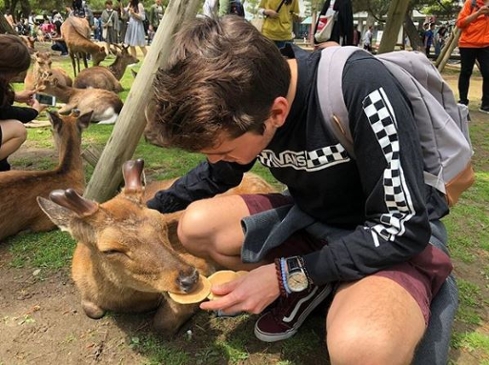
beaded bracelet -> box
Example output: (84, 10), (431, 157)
(274, 258), (288, 297)
(280, 257), (292, 295)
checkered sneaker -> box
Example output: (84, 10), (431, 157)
(254, 284), (333, 342)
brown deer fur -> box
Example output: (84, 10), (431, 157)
(24, 51), (73, 91)
(37, 159), (276, 335)
(0, 111), (92, 242)
(38, 73), (123, 124)
(73, 45), (139, 92)
(60, 16), (106, 76)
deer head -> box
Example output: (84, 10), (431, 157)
(37, 159), (200, 295)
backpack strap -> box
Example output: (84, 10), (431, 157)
(317, 46), (364, 158)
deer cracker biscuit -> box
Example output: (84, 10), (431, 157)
(168, 276), (212, 304)
(207, 270), (239, 300)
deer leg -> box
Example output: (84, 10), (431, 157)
(70, 54), (77, 77)
(153, 295), (199, 336)
(81, 299), (106, 319)
(58, 104), (76, 114)
(83, 53), (88, 69)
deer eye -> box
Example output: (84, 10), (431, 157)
(102, 249), (121, 255)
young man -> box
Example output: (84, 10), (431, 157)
(147, 16), (454, 364)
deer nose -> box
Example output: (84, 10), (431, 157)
(177, 268), (199, 293)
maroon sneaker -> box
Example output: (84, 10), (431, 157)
(254, 284), (333, 342)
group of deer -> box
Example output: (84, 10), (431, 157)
(24, 15), (139, 124)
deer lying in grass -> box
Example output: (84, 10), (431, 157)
(61, 16), (107, 76)
(24, 51), (72, 91)
(0, 110), (92, 242)
(37, 159), (276, 335)
(38, 72), (123, 124)
(73, 44), (139, 93)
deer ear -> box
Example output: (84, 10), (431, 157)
(47, 111), (63, 131)
(37, 196), (76, 232)
(77, 110), (93, 129)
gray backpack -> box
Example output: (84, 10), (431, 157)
(317, 46), (475, 207)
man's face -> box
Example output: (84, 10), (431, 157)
(200, 119), (277, 165)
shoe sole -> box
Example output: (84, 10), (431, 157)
(479, 108), (489, 114)
(254, 284), (333, 342)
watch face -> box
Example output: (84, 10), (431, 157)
(288, 271), (309, 292)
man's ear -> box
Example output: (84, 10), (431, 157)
(269, 96), (290, 128)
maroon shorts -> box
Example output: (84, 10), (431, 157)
(241, 193), (453, 326)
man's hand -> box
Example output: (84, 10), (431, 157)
(199, 263), (280, 315)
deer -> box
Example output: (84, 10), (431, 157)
(37, 159), (276, 335)
(37, 72), (123, 124)
(0, 110), (92, 242)
(73, 44), (139, 93)
(24, 51), (73, 91)
(60, 16), (107, 77)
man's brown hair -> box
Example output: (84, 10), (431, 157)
(149, 16), (291, 152)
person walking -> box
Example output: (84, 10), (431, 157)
(362, 25), (373, 52)
(456, 0), (489, 112)
(146, 16), (454, 364)
(123, 0), (147, 58)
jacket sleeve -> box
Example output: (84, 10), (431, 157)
(456, 0), (480, 28)
(0, 105), (38, 123)
(303, 54), (432, 284)
(146, 159), (255, 213)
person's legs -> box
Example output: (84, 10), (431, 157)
(326, 276), (425, 365)
(476, 46), (489, 109)
(129, 46), (137, 58)
(0, 120), (27, 160)
(139, 45), (147, 56)
(458, 47), (477, 105)
(177, 194), (261, 270)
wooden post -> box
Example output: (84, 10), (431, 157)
(83, 0), (201, 202)
(437, 27), (461, 73)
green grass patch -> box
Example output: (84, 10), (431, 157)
(8, 230), (76, 271)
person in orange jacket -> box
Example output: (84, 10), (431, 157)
(456, 0), (489, 112)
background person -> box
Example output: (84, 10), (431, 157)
(257, 0), (301, 49)
(0, 35), (47, 171)
(148, 0), (164, 45)
(101, 0), (120, 55)
(123, 0), (147, 58)
(456, 0), (489, 112)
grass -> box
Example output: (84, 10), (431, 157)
(3, 48), (489, 364)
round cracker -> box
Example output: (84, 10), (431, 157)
(207, 270), (239, 300)
(235, 270), (249, 277)
(168, 276), (211, 304)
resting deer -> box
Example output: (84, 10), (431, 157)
(73, 44), (139, 92)
(61, 16), (107, 76)
(37, 159), (276, 335)
(24, 51), (73, 91)
(38, 72), (123, 124)
(0, 110), (92, 242)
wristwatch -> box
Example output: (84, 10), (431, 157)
(285, 256), (309, 292)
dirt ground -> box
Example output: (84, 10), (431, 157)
(1, 54), (488, 365)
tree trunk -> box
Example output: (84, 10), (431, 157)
(437, 27), (461, 73)
(403, 13), (423, 51)
(84, 0), (202, 202)
(377, 0), (410, 54)
(0, 11), (17, 34)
